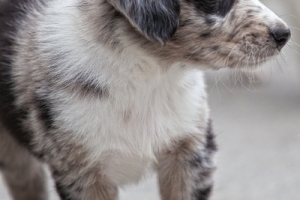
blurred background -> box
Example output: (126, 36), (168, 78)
(1, 0), (300, 199)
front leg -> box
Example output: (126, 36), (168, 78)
(157, 120), (217, 200)
(52, 169), (118, 200)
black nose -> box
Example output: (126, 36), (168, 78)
(271, 28), (291, 50)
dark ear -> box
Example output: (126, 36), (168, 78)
(110, 0), (180, 44)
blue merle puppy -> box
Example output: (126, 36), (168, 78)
(0, 0), (290, 199)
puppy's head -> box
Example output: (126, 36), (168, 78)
(109, 0), (290, 70)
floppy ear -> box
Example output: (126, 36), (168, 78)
(109, 0), (180, 44)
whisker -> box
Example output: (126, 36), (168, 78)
(275, 57), (284, 74)
(218, 70), (236, 95)
(279, 53), (290, 71)
(184, 51), (197, 63)
(212, 71), (222, 101)
(279, 14), (299, 19)
(289, 26), (300, 32)
(289, 40), (300, 48)
(289, 47), (300, 57)
(286, 41), (300, 57)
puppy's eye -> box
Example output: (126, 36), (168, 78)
(187, 0), (235, 17)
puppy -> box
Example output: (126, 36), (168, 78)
(0, 0), (290, 199)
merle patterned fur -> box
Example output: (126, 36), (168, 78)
(0, 0), (290, 200)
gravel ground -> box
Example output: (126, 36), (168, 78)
(1, 0), (300, 199)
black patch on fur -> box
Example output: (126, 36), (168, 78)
(205, 17), (216, 26)
(205, 120), (217, 152)
(0, 0), (36, 147)
(194, 186), (212, 200)
(211, 45), (220, 51)
(243, 22), (253, 29)
(247, 9), (260, 15)
(35, 95), (55, 131)
(200, 32), (212, 38)
(79, 80), (108, 98)
(186, 0), (235, 17)
(189, 120), (217, 168)
(69, 76), (109, 98)
(55, 182), (76, 200)
(113, 0), (180, 43)
(227, 30), (240, 41)
(179, 19), (193, 28)
(190, 120), (216, 200)
(54, 74), (109, 98)
(189, 152), (203, 168)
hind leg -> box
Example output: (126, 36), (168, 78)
(0, 125), (48, 200)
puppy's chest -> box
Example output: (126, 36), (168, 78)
(54, 70), (208, 183)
